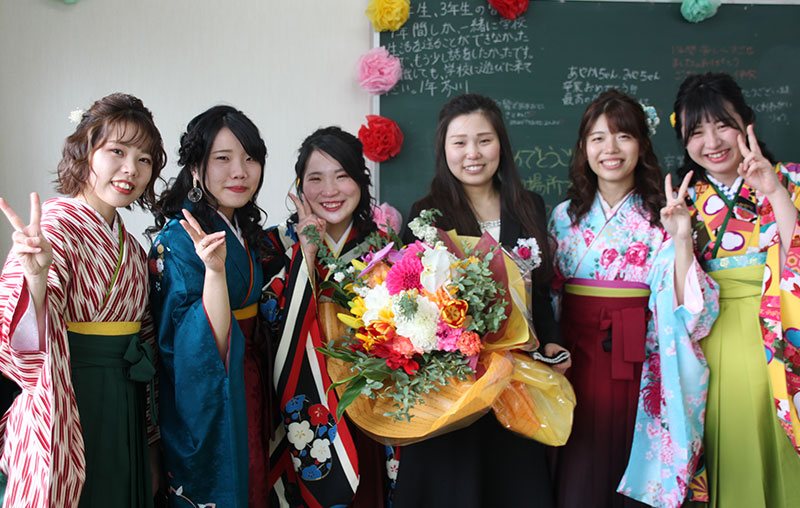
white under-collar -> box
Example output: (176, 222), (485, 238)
(598, 190), (633, 219)
(325, 222), (354, 258)
(216, 210), (245, 248)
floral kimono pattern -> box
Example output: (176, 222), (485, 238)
(550, 193), (719, 508)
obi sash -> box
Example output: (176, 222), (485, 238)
(564, 279), (650, 381)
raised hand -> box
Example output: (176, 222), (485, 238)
(0, 193), (52, 278)
(737, 124), (778, 195)
(661, 171), (693, 242)
(289, 192), (326, 261)
(180, 209), (226, 273)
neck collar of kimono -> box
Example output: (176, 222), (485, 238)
(324, 221), (354, 258)
(705, 172), (743, 204)
(215, 209), (245, 248)
(597, 189), (634, 219)
(70, 196), (120, 234)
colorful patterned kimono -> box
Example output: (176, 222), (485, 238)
(149, 206), (266, 508)
(0, 197), (156, 508)
(549, 193), (719, 508)
(684, 163), (800, 508)
(263, 222), (385, 508)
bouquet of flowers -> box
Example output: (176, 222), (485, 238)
(311, 210), (539, 444)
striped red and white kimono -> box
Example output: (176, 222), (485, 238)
(0, 197), (154, 507)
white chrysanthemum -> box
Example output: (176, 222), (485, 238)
(287, 420), (314, 450)
(362, 282), (393, 324)
(420, 244), (453, 293)
(393, 293), (439, 352)
(333, 271), (345, 283)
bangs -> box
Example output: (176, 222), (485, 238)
(602, 100), (646, 139)
(680, 90), (741, 142)
(106, 116), (162, 157)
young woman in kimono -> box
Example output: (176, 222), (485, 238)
(0, 93), (166, 507)
(549, 89), (719, 508)
(148, 106), (270, 508)
(672, 72), (800, 508)
(389, 93), (567, 508)
(263, 126), (386, 508)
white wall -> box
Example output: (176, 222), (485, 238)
(0, 0), (374, 254)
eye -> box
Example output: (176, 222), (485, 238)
(452, 140), (465, 146)
(337, 174), (351, 180)
(307, 176), (321, 182)
(215, 155), (229, 161)
(590, 136), (603, 143)
(689, 129), (702, 138)
(139, 157), (152, 165)
(110, 148), (124, 155)
(480, 138), (493, 144)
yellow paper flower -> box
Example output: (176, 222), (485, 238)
(670, 112), (677, 128)
(366, 0), (410, 32)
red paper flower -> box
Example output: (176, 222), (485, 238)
(358, 115), (404, 162)
(488, 0), (530, 20)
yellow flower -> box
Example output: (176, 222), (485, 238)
(366, 0), (410, 32)
(351, 259), (367, 272)
(349, 296), (367, 317)
(669, 112), (676, 128)
(338, 313), (364, 329)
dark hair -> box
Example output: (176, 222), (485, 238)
(412, 93), (552, 283)
(673, 72), (775, 184)
(566, 89), (664, 227)
(57, 93), (166, 210)
(292, 126), (375, 236)
(149, 105), (269, 252)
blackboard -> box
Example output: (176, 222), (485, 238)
(377, 0), (799, 217)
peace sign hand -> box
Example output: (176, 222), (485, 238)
(737, 124), (778, 195)
(0, 193), (53, 278)
(660, 171), (693, 242)
(180, 209), (227, 273)
(289, 192), (326, 261)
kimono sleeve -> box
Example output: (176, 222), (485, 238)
(0, 211), (71, 391)
(149, 225), (237, 438)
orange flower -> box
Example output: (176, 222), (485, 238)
(457, 331), (483, 356)
(441, 299), (468, 328)
(359, 320), (396, 351)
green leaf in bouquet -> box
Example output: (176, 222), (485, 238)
(336, 376), (368, 421)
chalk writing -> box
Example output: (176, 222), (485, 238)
(515, 146), (572, 171)
(561, 66), (661, 106)
(671, 45), (758, 82)
(522, 172), (572, 198)
(385, 1), (534, 97)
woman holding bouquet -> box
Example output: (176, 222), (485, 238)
(672, 72), (800, 508)
(262, 126), (386, 508)
(549, 89), (719, 508)
(393, 93), (567, 508)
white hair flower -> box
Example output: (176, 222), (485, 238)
(68, 108), (85, 124)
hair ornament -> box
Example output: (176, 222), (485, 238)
(680, 0), (721, 23)
(669, 112), (677, 128)
(640, 103), (660, 136)
(68, 108), (85, 124)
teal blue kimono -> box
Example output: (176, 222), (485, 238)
(150, 208), (262, 508)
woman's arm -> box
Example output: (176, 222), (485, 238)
(660, 172), (694, 305)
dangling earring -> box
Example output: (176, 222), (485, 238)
(187, 176), (203, 203)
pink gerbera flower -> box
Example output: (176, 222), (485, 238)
(385, 250), (423, 295)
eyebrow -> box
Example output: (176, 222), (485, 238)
(448, 131), (496, 138)
(210, 148), (234, 154)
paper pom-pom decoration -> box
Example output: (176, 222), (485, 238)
(681, 0), (721, 23)
(366, 0), (410, 32)
(358, 115), (404, 162)
(371, 202), (403, 234)
(488, 0), (530, 20)
(356, 47), (402, 95)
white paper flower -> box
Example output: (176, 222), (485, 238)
(310, 438), (332, 462)
(420, 244), (453, 293)
(393, 293), (439, 352)
(287, 420), (314, 450)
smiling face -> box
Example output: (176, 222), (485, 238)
(683, 102), (746, 186)
(81, 122), (154, 224)
(197, 126), (263, 220)
(444, 112), (501, 192)
(301, 149), (361, 242)
(584, 114), (640, 194)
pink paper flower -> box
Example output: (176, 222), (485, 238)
(384, 250), (423, 295)
(371, 202), (402, 234)
(356, 47), (402, 95)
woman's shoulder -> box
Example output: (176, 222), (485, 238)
(777, 162), (800, 187)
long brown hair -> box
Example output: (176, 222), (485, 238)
(566, 89), (664, 227)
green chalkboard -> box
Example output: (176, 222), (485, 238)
(378, 0), (799, 217)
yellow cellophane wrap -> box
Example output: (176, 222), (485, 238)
(319, 231), (574, 445)
(491, 351), (577, 446)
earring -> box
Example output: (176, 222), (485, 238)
(187, 176), (203, 203)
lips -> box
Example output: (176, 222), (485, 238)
(600, 159), (623, 169)
(227, 186), (249, 193)
(111, 180), (134, 195)
(704, 149), (730, 163)
(321, 201), (344, 211)
(463, 164), (483, 173)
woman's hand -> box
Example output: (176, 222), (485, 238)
(737, 124), (779, 195)
(660, 171), (693, 242)
(289, 192), (326, 262)
(0, 193), (52, 278)
(543, 343), (572, 374)
(180, 209), (226, 274)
